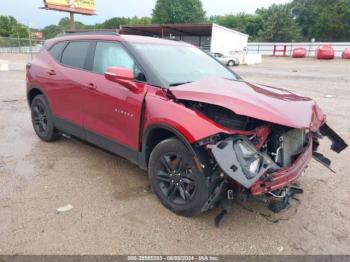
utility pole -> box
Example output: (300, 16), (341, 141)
(41, 0), (95, 33)
(16, 24), (21, 53)
(27, 24), (33, 59)
(70, 12), (75, 31)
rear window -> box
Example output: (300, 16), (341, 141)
(61, 41), (90, 69)
(49, 41), (67, 61)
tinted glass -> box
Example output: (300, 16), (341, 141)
(49, 41), (67, 61)
(61, 41), (90, 69)
(93, 42), (135, 74)
(134, 44), (238, 87)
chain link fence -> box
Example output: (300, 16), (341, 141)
(0, 37), (45, 55)
(0, 37), (45, 71)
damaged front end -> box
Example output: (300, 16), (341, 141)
(183, 100), (348, 225)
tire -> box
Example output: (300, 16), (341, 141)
(30, 95), (60, 142)
(227, 60), (236, 67)
(148, 138), (209, 217)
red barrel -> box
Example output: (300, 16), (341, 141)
(342, 48), (350, 59)
(315, 45), (335, 59)
(292, 47), (307, 58)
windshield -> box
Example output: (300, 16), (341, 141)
(133, 43), (239, 87)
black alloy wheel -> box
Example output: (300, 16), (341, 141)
(156, 153), (196, 204)
(32, 99), (48, 136)
(149, 138), (209, 216)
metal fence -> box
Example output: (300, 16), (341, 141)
(247, 42), (350, 58)
(2, 37), (350, 59)
(0, 37), (44, 55)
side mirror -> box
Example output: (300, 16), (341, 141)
(105, 67), (141, 91)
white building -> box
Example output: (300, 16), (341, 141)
(210, 23), (249, 55)
(120, 23), (249, 54)
(120, 23), (260, 65)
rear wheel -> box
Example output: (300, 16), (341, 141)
(148, 138), (209, 216)
(31, 95), (60, 142)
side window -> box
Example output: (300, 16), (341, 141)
(61, 41), (90, 69)
(92, 41), (135, 72)
(49, 42), (67, 62)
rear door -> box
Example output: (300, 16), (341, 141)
(51, 41), (93, 137)
(82, 41), (148, 159)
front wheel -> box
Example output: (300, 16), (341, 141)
(148, 138), (209, 216)
(227, 60), (236, 67)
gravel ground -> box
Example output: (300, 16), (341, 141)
(0, 54), (349, 255)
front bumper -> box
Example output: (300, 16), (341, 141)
(250, 136), (313, 196)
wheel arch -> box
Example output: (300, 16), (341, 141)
(140, 124), (196, 170)
(227, 60), (235, 66)
(27, 85), (48, 107)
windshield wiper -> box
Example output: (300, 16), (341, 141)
(169, 81), (193, 87)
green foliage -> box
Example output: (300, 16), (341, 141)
(0, 16), (29, 38)
(129, 16), (152, 25)
(41, 16), (152, 38)
(3, 0), (350, 42)
(291, 0), (350, 41)
(95, 17), (130, 29)
(152, 0), (206, 24)
(256, 5), (302, 42)
(42, 25), (63, 39)
(210, 13), (263, 41)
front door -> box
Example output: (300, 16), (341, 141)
(83, 41), (148, 160)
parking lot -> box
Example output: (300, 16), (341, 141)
(0, 54), (349, 255)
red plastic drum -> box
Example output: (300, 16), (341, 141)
(342, 48), (350, 59)
(292, 47), (307, 58)
(315, 45), (335, 59)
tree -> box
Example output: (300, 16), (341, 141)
(0, 16), (15, 37)
(314, 0), (350, 41)
(152, 0), (206, 24)
(210, 13), (263, 41)
(0, 16), (28, 38)
(42, 25), (63, 39)
(96, 17), (130, 29)
(256, 4), (302, 42)
(291, 0), (350, 41)
(129, 16), (152, 25)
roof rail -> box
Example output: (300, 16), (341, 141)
(64, 30), (120, 36)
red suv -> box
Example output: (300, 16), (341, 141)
(26, 32), (347, 218)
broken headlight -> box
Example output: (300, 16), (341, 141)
(210, 137), (280, 188)
(234, 139), (264, 179)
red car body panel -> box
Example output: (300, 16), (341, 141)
(143, 86), (230, 144)
(81, 72), (147, 149)
(26, 33), (347, 205)
(29, 50), (86, 127)
(170, 77), (325, 130)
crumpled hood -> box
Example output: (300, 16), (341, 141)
(170, 77), (325, 129)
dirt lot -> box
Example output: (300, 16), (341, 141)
(0, 54), (350, 255)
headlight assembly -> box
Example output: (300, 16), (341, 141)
(210, 136), (281, 188)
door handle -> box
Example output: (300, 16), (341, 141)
(86, 83), (97, 90)
(47, 69), (56, 76)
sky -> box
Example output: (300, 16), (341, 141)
(0, 0), (291, 29)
